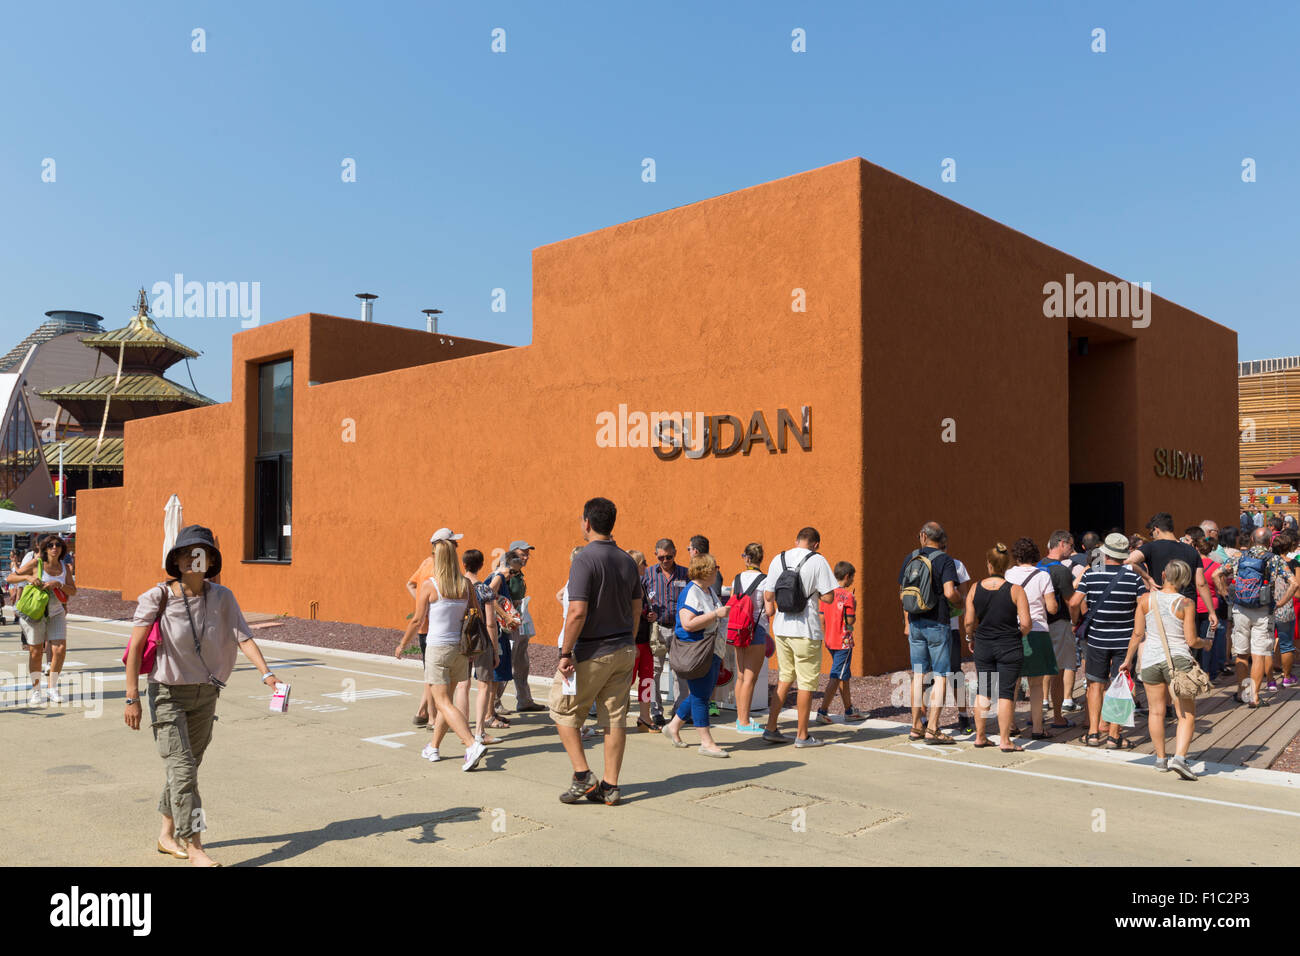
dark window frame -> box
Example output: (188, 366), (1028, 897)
(253, 359), (292, 561)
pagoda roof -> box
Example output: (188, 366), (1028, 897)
(77, 290), (202, 371)
(42, 436), (124, 470)
(38, 372), (213, 406)
(80, 324), (199, 361)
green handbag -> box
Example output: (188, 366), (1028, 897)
(16, 582), (50, 621)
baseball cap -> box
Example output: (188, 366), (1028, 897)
(509, 540), (535, 551)
(430, 528), (463, 543)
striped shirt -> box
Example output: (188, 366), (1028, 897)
(1077, 564), (1146, 650)
(642, 563), (689, 623)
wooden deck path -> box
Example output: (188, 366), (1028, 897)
(1037, 671), (1300, 769)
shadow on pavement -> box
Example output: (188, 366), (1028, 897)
(617, 759), (804, 803)
(205, 806), (484, 865)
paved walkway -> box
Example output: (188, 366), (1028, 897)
(2, 617), (1298, 867)
(1041, 671), (1300, 769)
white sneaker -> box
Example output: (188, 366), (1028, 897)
(27, 688), (45, 706)
(420, 744), (441, 762)
(46, 685), (64, 704)
(462, 740), (486, 771)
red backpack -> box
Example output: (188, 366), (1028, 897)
(726, 573), (765, 647)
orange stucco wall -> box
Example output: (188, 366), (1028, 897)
(74, 158), (1236, 676)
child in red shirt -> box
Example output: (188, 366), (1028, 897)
(817, 562), (860, 723)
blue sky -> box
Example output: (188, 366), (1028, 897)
(1, 0), (1296, 402)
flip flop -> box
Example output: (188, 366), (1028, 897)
(1031, 731), (1055, 740)
(972, 739), (999, 748)
(999, 743), (1025, 752)
(1049, 721), (1072, 729)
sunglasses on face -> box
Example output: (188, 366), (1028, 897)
(657, 555), (674, 561)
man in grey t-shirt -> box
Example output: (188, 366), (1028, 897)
(552, 497), (641, 807)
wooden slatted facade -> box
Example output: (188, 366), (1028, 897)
(1239, 355), (1300, 504)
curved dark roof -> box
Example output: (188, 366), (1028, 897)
(0, 312), (105, 372)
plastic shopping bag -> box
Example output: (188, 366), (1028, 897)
(1100, 671), (1136, 728)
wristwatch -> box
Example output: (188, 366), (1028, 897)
(125, 697), (139, 705)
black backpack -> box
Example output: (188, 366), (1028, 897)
(773, 551), (813, 613)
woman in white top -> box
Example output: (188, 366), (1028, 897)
(396, 538), (486, 772)
(1125, 559), (1208, 780)
(729, 542), (769, 735)
(663, 553), (730, 757)
(7, 536), (76, 705)
(1003, 537), (1059, 740)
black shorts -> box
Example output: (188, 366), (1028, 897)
(1085, 643), (1126, 684)
(973, 636), (1023, 701)
(949, 628), (962, 668)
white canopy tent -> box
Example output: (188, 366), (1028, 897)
(0, 512), (75, 535)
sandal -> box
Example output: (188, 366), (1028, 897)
(999, 743), (1025, 752)
(908, 728), (926, 741)
(636, 718), (661, 734)
(1031, 730), (1055, 740)
(1103, 735), (1135, 750)
(1049, 720), (1072, 729)
(486, 717), (510, 729)
(972, 739), (998, 748)
(1085, 733), (1104, 747)
(925, 729), (955, 745)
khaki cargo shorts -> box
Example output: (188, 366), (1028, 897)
(548, 644), (636, 729)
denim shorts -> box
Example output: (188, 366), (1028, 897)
(908, 618), (951, 675)
(828, 646), (853, 680)
(1277, 618), (1297, 655)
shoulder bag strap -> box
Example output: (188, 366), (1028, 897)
(1090, 566), (1125, 610)
(1149, 592), (1178, 671)
(744, 572), (764, 598)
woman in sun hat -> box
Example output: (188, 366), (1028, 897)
(122, 525), (280, 867)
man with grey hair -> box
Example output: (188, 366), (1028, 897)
(642, 537), (689, 726)
(898, 521), (961, 743)
(1200, 520), (1227, 564)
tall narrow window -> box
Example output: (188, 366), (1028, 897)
(253, 359), (292, 560)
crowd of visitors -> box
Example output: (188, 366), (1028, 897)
(3, 500), (1297, 853)
(376, 504), (1300, 799)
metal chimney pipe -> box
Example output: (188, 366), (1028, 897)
(355, 292), (377, 323)
(421, 308), (443, 334)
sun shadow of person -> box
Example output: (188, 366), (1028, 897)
(204, 806), (484, 866)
